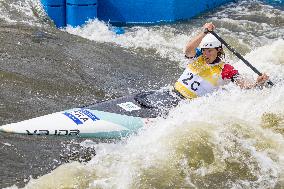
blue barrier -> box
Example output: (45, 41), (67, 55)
(67, 0), (97, 5)
(97, 0), (175, 24)
(97, 0), (235, 25)
(41, 0), (65, 6)
(66, 0), (97, 27)
(42, 5), (66, 28)
(41, 0), (66, 28)
(66, 5), (98, 27)
(41, 0), (235, 28)
(174, 0), (235, 20)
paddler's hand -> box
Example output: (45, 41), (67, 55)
(203, 22), (215, 34)
(256, 73), (269, 87)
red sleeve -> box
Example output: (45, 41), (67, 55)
(221, 64), (239, 80)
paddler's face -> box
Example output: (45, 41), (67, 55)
(202, 48), (218, 64)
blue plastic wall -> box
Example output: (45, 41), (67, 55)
(97, 0), (176, 24)
(43, 6), (66, 27)
(67, 0), (97, 5)
(41, 0), (66, 28)
(66, 0), (97, 27)
(41, 0), (65, 5)
(66, 0), (98, 27)
(41, 0), (235, 27)
(97, 0), (235, 25)
(174, 0), (235, 20)
(66, 5), (98, 27)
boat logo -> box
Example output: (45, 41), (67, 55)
(26, 129), (80, 136)
(117, 102), (141, 112)
(63, 109), (100, 125)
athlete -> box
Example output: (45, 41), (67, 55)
(174, 22), (270, 99)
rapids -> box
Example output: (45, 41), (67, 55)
(0, 0), (283, 188)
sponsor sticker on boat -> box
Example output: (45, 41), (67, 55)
(26, 129), (80, 136)
(63, 109), (100, 125)
(117, 102), (141, 112)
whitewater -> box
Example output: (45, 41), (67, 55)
(0, 0), (284, 188)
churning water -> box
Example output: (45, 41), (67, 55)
(1, 0), (284, 188)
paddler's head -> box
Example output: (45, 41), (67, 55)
(200, 33), (224, 64)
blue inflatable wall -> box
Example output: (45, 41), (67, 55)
(41, 0), (235, 27)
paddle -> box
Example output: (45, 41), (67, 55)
(208, 30), (274, 86)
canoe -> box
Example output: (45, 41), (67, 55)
(0, 90), (181, 138)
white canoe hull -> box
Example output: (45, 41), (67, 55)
(0, 90), (180, 138)
(0, 108), (145, 138)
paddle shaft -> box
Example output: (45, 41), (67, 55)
(209, 31), (274, 86)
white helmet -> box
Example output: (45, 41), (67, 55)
(200, 33), (222, 49)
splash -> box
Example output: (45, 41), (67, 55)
(65, 20), (189, 65)
(2, 0), (283, 188)
(64, 0), (284, 68)
(22, 40), (284, 188)
(0, 0), (50, 27)
(261, 113), (284, 134)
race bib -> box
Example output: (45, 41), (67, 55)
(178, 69), (201, 92)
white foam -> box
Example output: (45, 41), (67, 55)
(80, 40), (284, 188)
(0, 0), (46, 26)
(65, 19), (190, 65)
(25, 68), (284, 188)
(18, 1), (284, 188)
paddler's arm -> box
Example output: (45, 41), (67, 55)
(234, 73), (270, 89)
(184, 23), (215, 58)
(222, 64), (270, 89)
